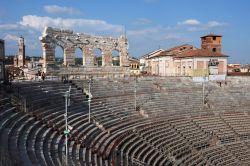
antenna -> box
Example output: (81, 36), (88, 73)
(124, 25), (126, 37)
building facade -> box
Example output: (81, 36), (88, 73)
(174, 49), (228, 76)
(140, 34), (228, 77)
(129, 57), (140, 75)
(0, 39), (5, 81)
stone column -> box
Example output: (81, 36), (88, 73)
(83, 47), (94, 66)
(82, 47), (86, 66)
(64, 47), (75, 66)
(118, 36), (129, 67)
(103, 50), (112, 66)
(42, 43), (55, 67)
(120, 49), (129, 66)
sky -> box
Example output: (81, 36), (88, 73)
(0, 0), (250, 64)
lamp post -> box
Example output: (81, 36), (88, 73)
(88, 77), (93, 123)
(64, 86), (71, 166)
(134, 76), (137, 111)
(202, 76), (206, 105)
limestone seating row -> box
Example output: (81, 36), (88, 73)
(116, 129), (173, 166)
(0, 97), (108, 166)
(0, 83), (101, 165)
(4, 78), (250, 165)
(192, 116), (236, 143)
(225, 142), (250, 164)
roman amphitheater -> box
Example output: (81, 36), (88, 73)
(2, 76), (250, 166)
(1, 28), (250, 166)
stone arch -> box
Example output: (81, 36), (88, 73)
(40, 27), (129, 67)
(112, 49), (120, 66)
(55, 46), (64, 65)
(93, 48), (103, 66)
(74, 47), (84, 66)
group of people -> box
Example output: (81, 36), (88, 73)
(36, 70), (46, 81)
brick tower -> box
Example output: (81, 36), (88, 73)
(201, 34), (222, 53)
(18, 36), (25, 67)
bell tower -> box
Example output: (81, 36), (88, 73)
(201, 34), (222, 53)
(18, 36), (25, 67)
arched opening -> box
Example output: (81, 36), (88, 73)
(55, 46), (64, 65)
(94, 48), (102, 66)
(112, 50), (120, 66)
(75, 47), (83, 66)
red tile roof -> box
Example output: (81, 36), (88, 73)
(175, 49), (228, 58)
(157, 44), (194, 57)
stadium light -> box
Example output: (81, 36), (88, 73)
(88, 77), (93, 123)
(64, 85), (71, 166)
(134, 76), (137, 111)
(202, 76), (206, 105)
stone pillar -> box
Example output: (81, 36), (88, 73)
(64, 47), (75, 66)
(83, 47), (94, 66)
(42, 43), (55, 67)
(120, 50), (129, 66)
(118, 36), (129, 67)
(82, 47), (86, 66)
(103, 50), (112, 66)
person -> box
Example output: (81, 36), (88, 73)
(38, 70), (41, 76)
(41, 72), (45, 81)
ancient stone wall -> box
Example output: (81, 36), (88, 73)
(40, 27), (129, 67)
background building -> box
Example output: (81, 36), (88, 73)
(201, 34), (222, 53)
(128, 57), (140, 75)
(140, 34), (228, 79)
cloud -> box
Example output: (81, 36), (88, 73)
(0, 24), (20, 30)
(163, 34), (187, 41)
(4, 34), (19, 41)
(134, 18), (151, 25)
(44, 5), (81, 15)
(178, 19), (226, 31)
(127, 27), (160, 36)
(19, 15), (124, 33)
(207, 21), (226, 28)
(178, 19), (201, 26)
(1, 15), (125, 56)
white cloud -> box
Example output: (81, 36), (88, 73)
(19, 15), (124, 33)
(163, 34), (186, 41)
(178, 19), (226, 31)
(44, 5), (81, 15)
(128, 27), (158, 36)
(178, 19), (201, 26)
(0, 24), (20, 30)
(4, 34), (19, 41)
(207, 21), (226, 28)
(134, 18), (151, 25)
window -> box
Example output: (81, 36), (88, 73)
(212, 48), (216, 52)
(165, 62), (169, 67)
(213, 36), (216, 40)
